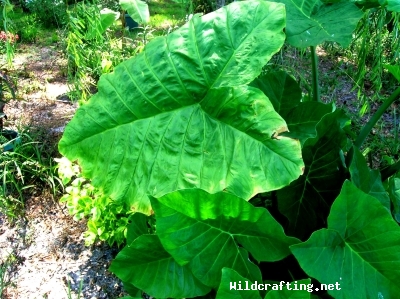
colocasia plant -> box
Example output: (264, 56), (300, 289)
(59, 1), (400, 298)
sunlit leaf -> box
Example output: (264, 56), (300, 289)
(59, 1), (304, 215)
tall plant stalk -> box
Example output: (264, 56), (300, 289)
(355, 86), (400, 149)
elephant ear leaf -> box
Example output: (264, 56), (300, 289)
(59, 1), (304, 215)
(291, 181), (400, 299)
(274, 0), (363, 48)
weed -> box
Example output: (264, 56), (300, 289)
(0, 253), (17, 298)
(0, 128), (63, 219)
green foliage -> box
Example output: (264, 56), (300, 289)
(291, 181), (400, 299)
(57, 157), (131, 246)
(1, 130), (61, 219)
(25, 0), (67, 28)
(274, 0), (363, 48)
(58, 0), (400, 298)
(66, 1), (141, 102)
(0, 253), (16, 297)
(60, 0), (304, 215)
(350, 8), (400, 97)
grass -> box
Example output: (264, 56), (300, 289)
(148, 0), (187, 35)
(0, 128), (63, 219)
(0, 254), (16, 298)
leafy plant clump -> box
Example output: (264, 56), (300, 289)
(59, 0), (400, 298)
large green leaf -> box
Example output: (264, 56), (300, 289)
(110, 234), (211, 298)
(291, 181), (400, 299)
(120, 0), (150, 23)
(349, 146), (390, 209)
(59, 1), (304, 215)
(274, 0), (363, 48)
(151, 189), (299, 287)
(277, 110), (349, 239)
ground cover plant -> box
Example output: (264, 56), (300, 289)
(58, 0), (400, 298)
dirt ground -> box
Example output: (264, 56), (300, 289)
(1, 44), (126, 299)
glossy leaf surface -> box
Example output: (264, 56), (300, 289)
(59, 1), (304, 215)
(151, 189), (299, 287)
(110, 234), (211, 298)
(291, 181), (400, 299)
(274, 0), (363, 48)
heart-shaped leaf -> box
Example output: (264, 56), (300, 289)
(151, 189), (299, 287)
(291, 181), (400, 298)
(59, 1), (304, 215)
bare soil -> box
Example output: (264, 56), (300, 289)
(1, 44), (126, 299)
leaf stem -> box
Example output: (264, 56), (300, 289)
(355, 86), (400, 148)
(310, 46), (320, 102)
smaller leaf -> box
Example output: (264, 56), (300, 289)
(110, 234), (211, 298)
(216, 268), (262, 299)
